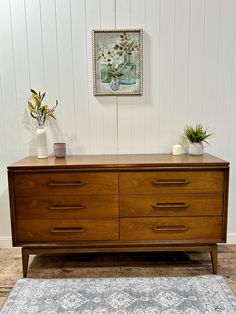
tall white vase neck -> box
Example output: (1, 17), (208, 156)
(36, 127), (48, 159)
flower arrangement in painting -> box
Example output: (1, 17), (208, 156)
(114, 32), (139, 56)
(98, 48), (121, 65)
(97, 32), (140, 90)
(27, 89), (58, 126)
(108, 64), (123, 79)
(98, 47), (123, 84)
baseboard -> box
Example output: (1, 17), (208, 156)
(227, 233), (236, 244)
(0, 236), (12, 248)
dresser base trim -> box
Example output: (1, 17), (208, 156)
(21, 244), (218, 277)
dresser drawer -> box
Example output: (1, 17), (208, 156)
(120, 217), (223, 241)
(16, 219), (119, 242)
(13, 172), (118, 196)
(119, 170), (224, 194)
(15, 195), (118, 219)
(120, 194), (223, 217)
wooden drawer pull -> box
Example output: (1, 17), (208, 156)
(48, 204), (85, 210)
(48, 180), (85, 187)
(152, 226), (188, 232)
(151, 179), (190, 186)
(151, 202), (190, 210)
(50, 227), (86, 233)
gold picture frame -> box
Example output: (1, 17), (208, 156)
(92, 29), (143, 96)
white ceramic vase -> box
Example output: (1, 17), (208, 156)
(36, 127), (48, 158)
(188, 142), (204, 155)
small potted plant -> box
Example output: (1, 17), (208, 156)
(184, 124), (212, 155)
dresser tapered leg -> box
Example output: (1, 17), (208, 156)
(22, 248), (29, 278)
(210, 245), (218, 274)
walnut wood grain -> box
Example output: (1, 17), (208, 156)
(120, 217), (223, 241)
(7, 153), (229, 277)
(120, 194), (223, 217)
(13, 172), (118, 196)
(211, 245), (218, 274)
(15, 195), (118, 219)
(8, 153), (228, 170)
(119, 170), (224, 194)
(16, 219), (119, 242)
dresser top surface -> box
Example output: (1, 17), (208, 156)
(8, 154), (229, 170)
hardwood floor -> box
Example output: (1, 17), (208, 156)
(0, 245), (236, 308)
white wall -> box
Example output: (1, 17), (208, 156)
(0, 0), (236, 246)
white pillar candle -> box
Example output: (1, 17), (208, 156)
(172, 144), (182, 155)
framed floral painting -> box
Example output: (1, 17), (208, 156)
(92, 29), (143, 96)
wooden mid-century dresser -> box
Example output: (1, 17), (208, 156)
(8, 154), (229, 277)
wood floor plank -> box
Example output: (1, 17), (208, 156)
(0, 245), (236, 308)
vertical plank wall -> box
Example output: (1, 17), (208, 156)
(0, 0), (236, 244)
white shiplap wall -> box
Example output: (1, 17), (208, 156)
(0, 0), (236, 246)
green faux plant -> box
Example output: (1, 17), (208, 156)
(184, 124), (212, 144)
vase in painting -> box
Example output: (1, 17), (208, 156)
(119, 53), (136, 85)
(100, 64), (112, 83)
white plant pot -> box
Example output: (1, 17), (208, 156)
(36, 127), (48, 158)
(188, 142), (204, 155)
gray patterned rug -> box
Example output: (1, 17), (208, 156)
(1, 276), (236, 314)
